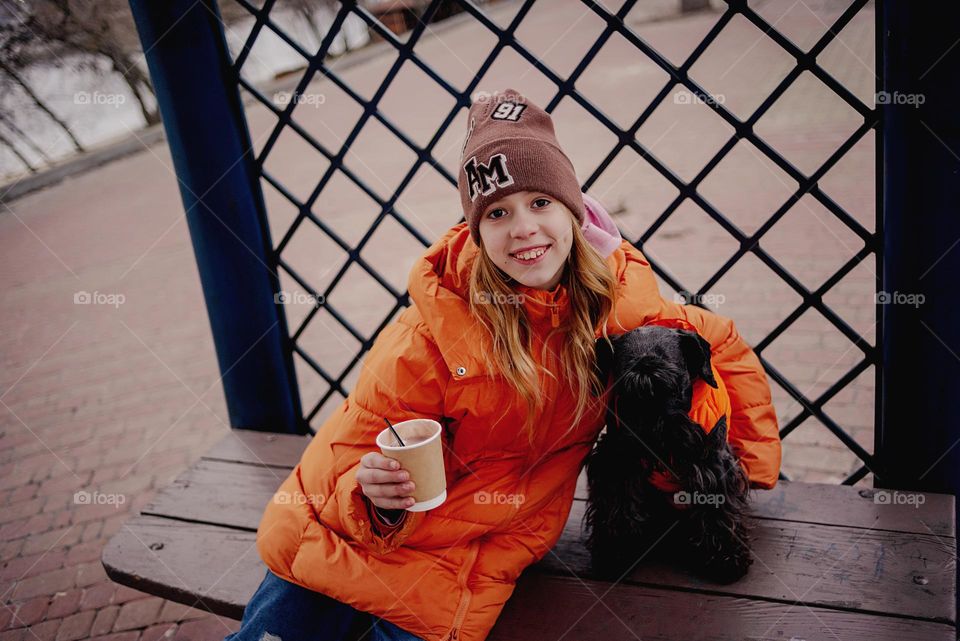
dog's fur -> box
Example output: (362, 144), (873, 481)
(584, 325), (753, 583)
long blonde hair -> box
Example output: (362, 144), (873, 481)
(467, 215), (621, 443)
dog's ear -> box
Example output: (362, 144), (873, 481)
(593, 335), (618, 395)
(707, 415), (728, 445)
(679, 330), (717, 388)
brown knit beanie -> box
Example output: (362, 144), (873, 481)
(458, 89), (585, 245)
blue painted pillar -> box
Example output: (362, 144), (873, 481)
(879, 2), (960, 623)
(128, 0), (304, 433)
(879, 2), (960, 494)
(879, 3), (960, 622)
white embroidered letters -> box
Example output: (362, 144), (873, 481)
(462, 153), (515, 201)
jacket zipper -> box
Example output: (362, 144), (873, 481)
(447, 312), (560, 639)
(447, 540), (481, 640)
(520, 344), (560, 502)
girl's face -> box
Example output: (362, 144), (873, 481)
(477, 190), (574, 290)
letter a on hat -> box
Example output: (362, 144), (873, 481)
(462, 153), (515, 201)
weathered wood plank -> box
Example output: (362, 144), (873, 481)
(544, 501), (956, 624)
(140, 459), (956, 623)
(104, 518), (955, 641)
(103, 517), (954, 641)
(101, 516), (264, 620)
(211, 430), (956, 537)
(574, 473), (955, 537)
(142, 459), (282, 531)
(201, 428), (308, 468)
(490, 574), (956, 641)
(748, 482), (954, 537)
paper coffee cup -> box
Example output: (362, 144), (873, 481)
(376, 419), (447, 511)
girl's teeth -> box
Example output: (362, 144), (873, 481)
(515, 247), (546, 261)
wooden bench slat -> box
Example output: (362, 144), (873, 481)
(490, 574), (956, 641)
(574, 476), (957, 536)
(214, 430), (956, 537)
(104, 517), (955, 641)
(574, 467), (955, 536)
(138, 458), (956, 623)
(548, 501), (956, 624)
(201, 429), (308, 468)
(744, 482), (953, 537)
(101, 516), (264, 620)
(142, 459), (281, 531)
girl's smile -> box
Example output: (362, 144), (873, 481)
(509, 244), (551, 264)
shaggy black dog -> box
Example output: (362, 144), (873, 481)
(585, 325), (753, 584)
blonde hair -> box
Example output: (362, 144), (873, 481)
(468, 215), (621, 443)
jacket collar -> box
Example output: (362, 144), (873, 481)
(514, 280), (569, 329)
(407, 223), (648, 379)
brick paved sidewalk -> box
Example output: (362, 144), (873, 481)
(0, 0), (876, 638)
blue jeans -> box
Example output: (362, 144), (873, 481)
(224, 569), (424, 641)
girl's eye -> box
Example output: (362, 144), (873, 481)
(487, 208), (506, 220)
(533, 198), (550, 208)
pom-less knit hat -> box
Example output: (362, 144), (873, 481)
(458, 89), (585, 245)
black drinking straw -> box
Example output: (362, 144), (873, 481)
(384, 417), (405, 447)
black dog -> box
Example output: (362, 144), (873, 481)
(585, 325), (752, 584)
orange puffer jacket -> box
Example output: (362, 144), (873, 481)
(256, 223), (781, 641)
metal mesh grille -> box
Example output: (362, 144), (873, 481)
(221, 0), (878, 484)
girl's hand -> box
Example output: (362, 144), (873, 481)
(357, 452), (416, 510)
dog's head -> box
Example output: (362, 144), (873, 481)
(596, 325), (716, 414)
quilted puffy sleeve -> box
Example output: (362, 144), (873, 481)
(616, 243), (782, 489)
(321, 312), (451, 554)
(673, 303), (782, 489)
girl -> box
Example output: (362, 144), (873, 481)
(225, 89), (780, 641)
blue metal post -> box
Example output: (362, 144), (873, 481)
(128, 0), (304, 433)
(878, 2), (960, 493)
(880, 2), (960, 622)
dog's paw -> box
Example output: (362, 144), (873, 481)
(698, 544), (753, 584)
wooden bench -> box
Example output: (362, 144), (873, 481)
(102, 429), (957, 640)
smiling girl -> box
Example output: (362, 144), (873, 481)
(226, 89), (781, 641)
